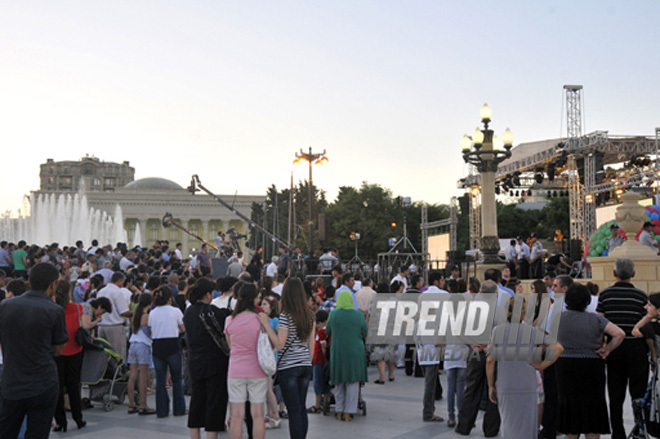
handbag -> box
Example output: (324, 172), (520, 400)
(74, 304), (94, 348)
(257, 327), (277, 376)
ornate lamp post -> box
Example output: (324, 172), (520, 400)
(461, 104), (514, 264)
(293, 147), (328, 257)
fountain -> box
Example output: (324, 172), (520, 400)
(0, 193), (127, 246)
(133, 222), (143, 248)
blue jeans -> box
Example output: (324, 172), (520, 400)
(447, 367), (466, 421)
(153, 350), (186, 418)
(278, 366), (312, 439)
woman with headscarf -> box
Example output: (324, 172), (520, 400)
(325, 289), (368, 422)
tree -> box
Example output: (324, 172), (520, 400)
(325, 183), (400, 260)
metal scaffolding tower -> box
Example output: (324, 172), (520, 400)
(564, 85), (590, 243)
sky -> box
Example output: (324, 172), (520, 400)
(2, 1), (660, 214)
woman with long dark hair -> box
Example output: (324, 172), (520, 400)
(53, 280), (86, 432)
(260, 278), (315, 439)
(224, 283), (267, 439)
(127, 293), (155, 415)
(148, 286), (186, 418)
(184, 277), (231, 439)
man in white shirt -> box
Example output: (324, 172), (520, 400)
(318, 249), (337, 274)
(639, 222), (660, 254)
(174, 242), (183, 260)
(391, 265), (410, 290)
(355, 278), (377, 316)
(272, 275), (285, 296)
(119, 251), (135, 272)
(97, 272), (132, 360)
(265, 256), (278, 278)
(505, 239), (518, 278)
(516, 236), (531, 279)
(529, 233), (545, 279)
(418, 270), (447, 423)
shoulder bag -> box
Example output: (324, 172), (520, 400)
(199, 304), (230, 356)
(75, 304), (94, 348)
(257, 325), (277, 376)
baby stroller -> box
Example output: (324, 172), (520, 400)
(629, 369), (660, 439)
(80, 337), (130, 412)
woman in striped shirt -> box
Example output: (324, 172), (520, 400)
(259, 278), (315, 439)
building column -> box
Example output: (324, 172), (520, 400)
(202, 220), (210, 252)
(138, 218), (147, 247)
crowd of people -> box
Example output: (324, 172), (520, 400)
(0, 236), (657, 439)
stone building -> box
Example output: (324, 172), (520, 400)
(35, 158), (264, 255)
(40, 156), (135, 192)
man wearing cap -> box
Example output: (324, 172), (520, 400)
(607, 224), (625, 253)
(529, 233), (544, 279)
(448, 265), (461, 282)
(639, 222), (659, 254)
(516, 236), (531, 279)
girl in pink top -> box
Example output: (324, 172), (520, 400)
(224, 283), (267, 439)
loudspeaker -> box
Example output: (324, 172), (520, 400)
(458, 194), (469, 216)
(569, 239), (583, 262)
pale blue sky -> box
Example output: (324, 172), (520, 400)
(2, 1), (659, 213)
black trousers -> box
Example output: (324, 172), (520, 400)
(0, 384), (58, 439)
(531, 259), (543, 279)
(188, 372), (228, 431)
(455, 351), (500, 437)
(518, 260), (530, 279)
(54, 351), (84, 428)
(540, 363), (558, 438)
(607, 339), (649, 439)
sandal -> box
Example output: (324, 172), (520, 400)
(423, 415), (445, 422)
(127, 406), (139, 414)
(138, 408), (157, 415)
(265, 418), (282, 429)
(279, 410), (288, 419)
(307, 406), (322, 413)
(373, 379), (385, 385)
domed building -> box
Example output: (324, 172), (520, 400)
(35, 158), (264, 254)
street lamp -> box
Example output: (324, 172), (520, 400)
(293, 147), (328, 257)
(461, 103), (514, 264)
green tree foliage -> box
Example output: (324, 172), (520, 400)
(250, 181), (570, 261)
(249, 183), (327, 256)
(325, 183), (401, 260)
(495, 196), (570, 240)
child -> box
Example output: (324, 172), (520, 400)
(261, 295), (283, 428)
(308, 310), (330, 413)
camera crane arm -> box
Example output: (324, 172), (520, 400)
(188, 175), (292, 252)
(162, 213), (219, 250)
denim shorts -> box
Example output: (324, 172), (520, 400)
(127, 342), (151, 365)
(313, 364), (329, 395)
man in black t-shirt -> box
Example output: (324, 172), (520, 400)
(597, 257), (649, 439)
(0, 263), (68, 439)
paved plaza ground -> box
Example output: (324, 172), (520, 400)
(63, 366), (636, 439)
